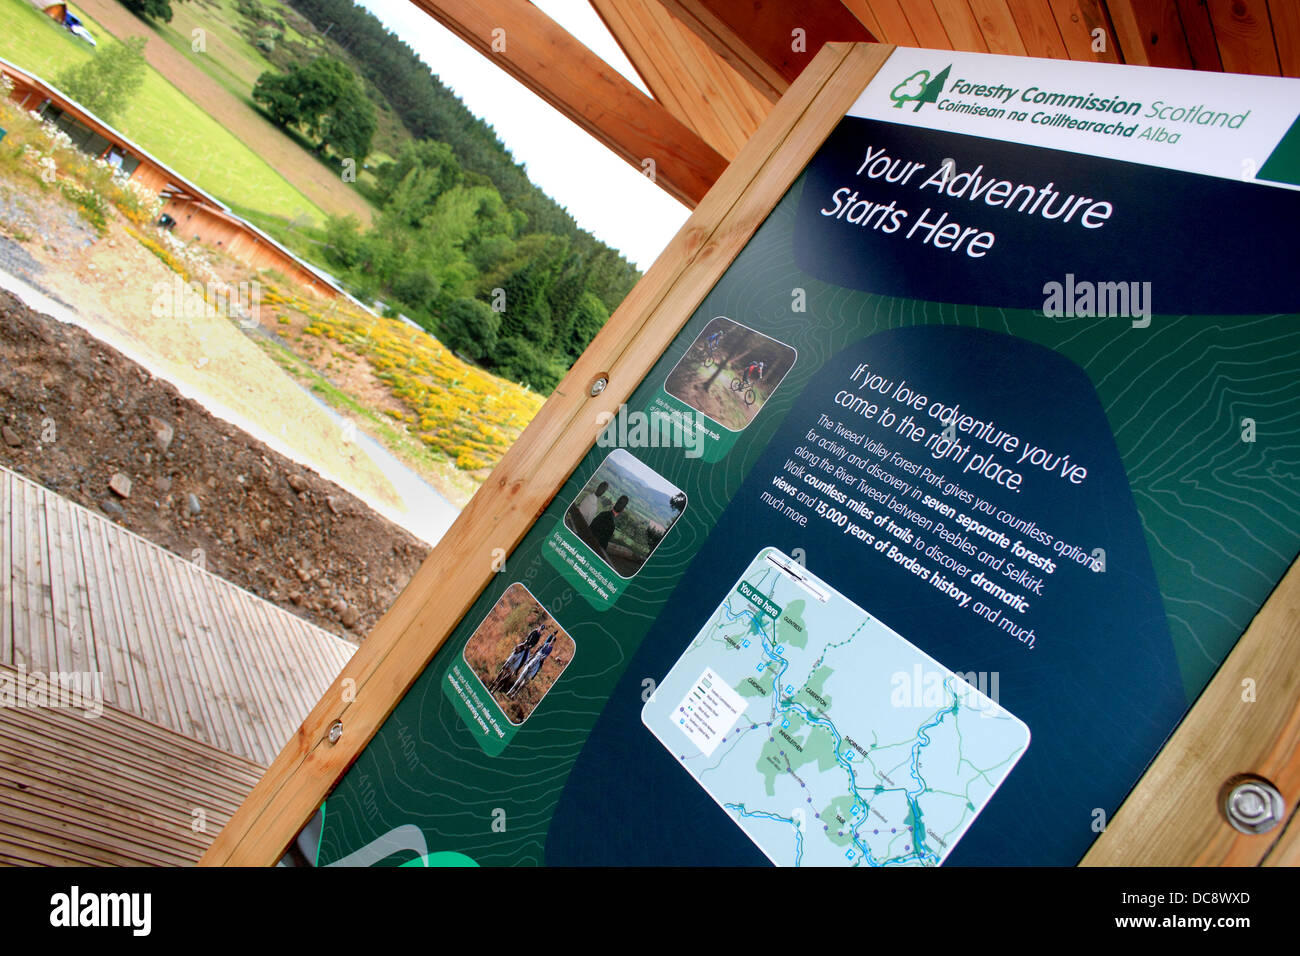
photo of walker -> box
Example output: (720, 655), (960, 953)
(462, 583), (576, 726)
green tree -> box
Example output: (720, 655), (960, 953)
(375, 140), (462, 222)
(253, 57), (375, 160)
(322, 214), (364, 270)
(54, 37), (149, 126)
(390, 268), (440, 315)
(250, 70), (297, 126)
(493, 335), (565, 392)
(294, 58), (352, 137)
(121, 0), (176, 23)
(564, 292), (610, 361)
(318, 83), (376, 161)
(438, 297), (499, 362)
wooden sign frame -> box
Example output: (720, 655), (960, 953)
(202, 42), (1299, 867)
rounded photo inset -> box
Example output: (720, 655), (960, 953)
(563, 448), (687, 579)
(665, 316), (797, 431)
(463, 582), (576, 726)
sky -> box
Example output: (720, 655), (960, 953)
(356, 0), (692, 271)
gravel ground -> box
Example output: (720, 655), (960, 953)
(0, 286), (430, 640)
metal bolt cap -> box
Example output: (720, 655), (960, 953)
(1223, 778), (1284, 834)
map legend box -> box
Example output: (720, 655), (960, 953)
(674, 667), (748, 757)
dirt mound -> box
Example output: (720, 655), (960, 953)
(0, 288), (429, 640)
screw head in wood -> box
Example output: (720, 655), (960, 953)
(1222, 777), (1284, 834)
(589, 376), (608, 397)
(327, 720), (343, 744)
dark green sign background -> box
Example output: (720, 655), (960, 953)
(310, 115), (1300, 867)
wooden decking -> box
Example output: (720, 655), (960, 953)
(0, 663), (265, 866)
(0, 465), (355, 767)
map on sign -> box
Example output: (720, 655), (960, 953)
(642, 548), (1031, 866)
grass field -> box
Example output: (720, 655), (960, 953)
(0, 0), (332, 223)
(140, 0), (405, 181)
(165, 0), (331, 90)
(149, 0), (282, 103)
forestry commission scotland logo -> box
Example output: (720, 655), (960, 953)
(890, 65), (952, 111)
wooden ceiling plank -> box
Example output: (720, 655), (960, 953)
(1107, 0), (1152, 63)
(622, 0), (774, 156)
(1109, 0), (1195, 68)
(659, 0), (786, 98)
(587, 0), (658, 95)
(969, 0), (1031, 55)
(1206, 0), (1282, 74)
(1175, 0), (1226, 71)
(659, 0), (876, 99)
(591, 0), (740, 157)
(1047, 0), (1123, 62)
(900, 0), (957, 49)
(711, 64), (782, 138)
(407, 0), (728, 207)
(930, 0), (992, 52)
(645, 2), (774, 150)
(840, 0), (885, 38)
(1266, 0), (1300, 76)
(612, 1), (702, 109)
(852, 0), (921, 47)
(1006, 0), (1072, 58)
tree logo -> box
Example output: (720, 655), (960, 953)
(890, 65), (951, 111)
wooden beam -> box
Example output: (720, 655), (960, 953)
(590, 0), (773, 160)
(404, 0), (728, 207)
(659, 0), (876, 102)
(200, 41), (898, 867)
(1083, 559), (1300, 865)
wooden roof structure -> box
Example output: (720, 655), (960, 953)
(409, 1), (1300, 206)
